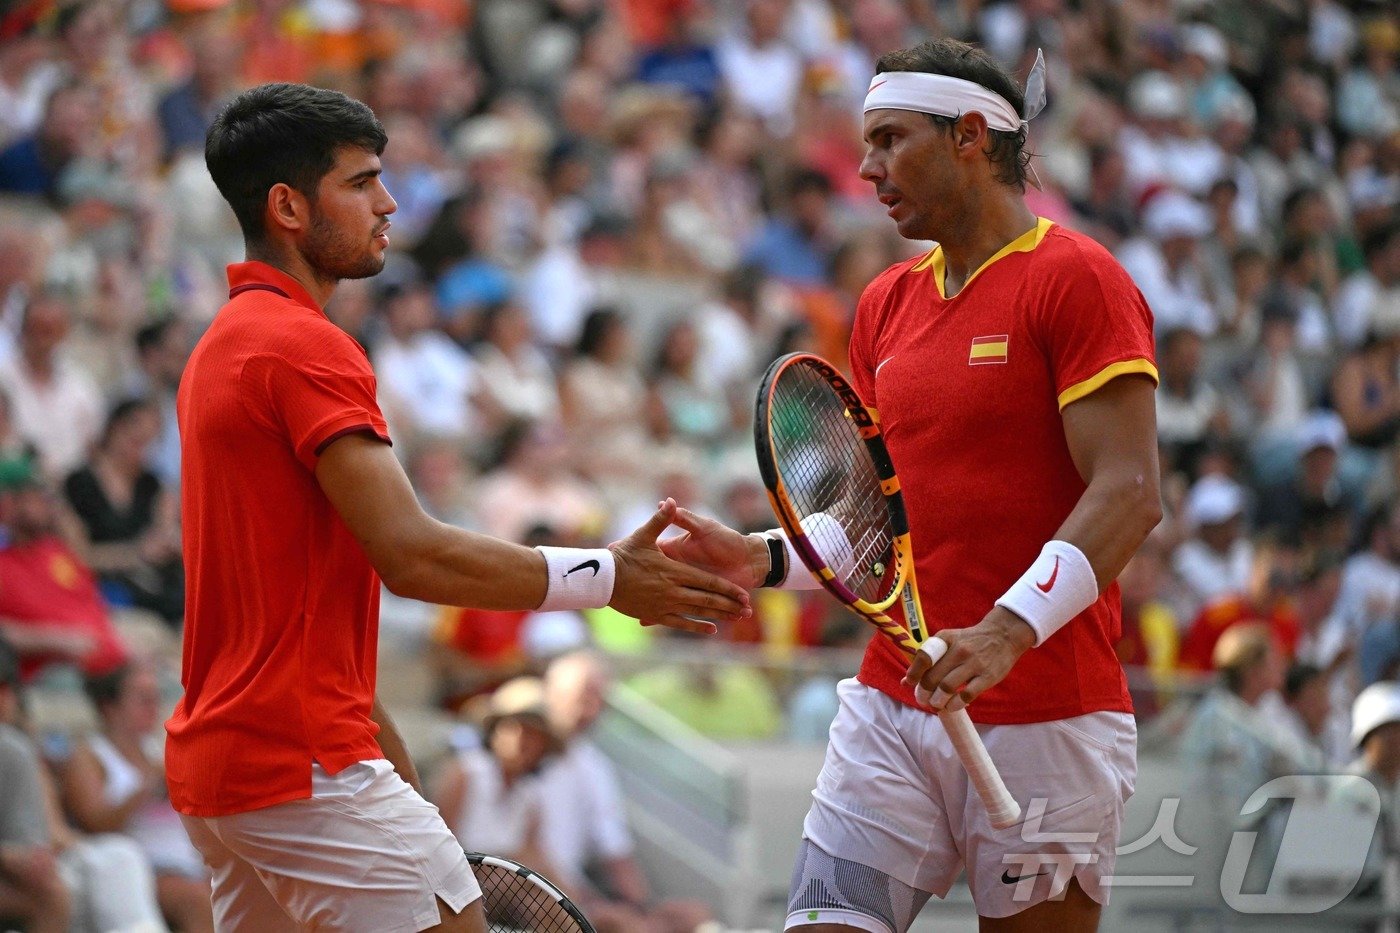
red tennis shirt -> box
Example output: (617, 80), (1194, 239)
(166, 261), (391, 816)
(851, 219), (1158, 723)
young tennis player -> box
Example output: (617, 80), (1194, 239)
(168, 83), (751, 933)
(663, 39), (1161, 932)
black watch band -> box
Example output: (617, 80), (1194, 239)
(760, 533), (787, 588)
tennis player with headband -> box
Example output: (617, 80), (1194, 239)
(664, 39), (1160, 932)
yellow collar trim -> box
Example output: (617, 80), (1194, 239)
(912, 217), (1053, 299)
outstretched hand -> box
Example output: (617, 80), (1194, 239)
(609, 499), (753, 634)
(658, 506), (771, 591)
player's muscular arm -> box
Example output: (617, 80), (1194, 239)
(1055, 373), (1163, 586)
(907, 375), (1161, 711)
(316, 433), (550, 609)
(315, 434), (748, 629)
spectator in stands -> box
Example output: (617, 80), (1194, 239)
(1119, 190), (1219, 337)
(558, 307), (650, 496)
(744, 168), (839, 286)
(0, 465), (127, 680)
(1156, 327), (1229, 477)
(1182, 624), (1322, 822)
(63, 398), (183, 626)
(1270, 236), (1336, 358)
(1278, 662), (1344, 767)
(1331, 321), (1400, 450)
(0, 640), (69, 933)
(475, 420), (606, 544)
(156, 24), (241, 161)
(647, 319), (729, 450)
(540, 651), (712, 933)
(60, 661), (212, 932)
(0, 638), (166, 933)
(1244, 290), (1309, 482)
(1256, 410), (1359, 546)
(0, 288), (103, 481)
(1339, 681), (1400, 903)
(372, 281), (479, 448)
(431, 678), (561, 882)
(1340, 503), (1400, 664)
(1336, 222), (1400, 351)
(128, 317), (189, 489)
(1174, 474), (1254, 611)
(0, 82), (98, 198)
(715, 0), (803, 137)
(626, 631), (783, 740)
(470, 302), (561, 438)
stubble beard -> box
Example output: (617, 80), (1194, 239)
(305, 210), (385, 282)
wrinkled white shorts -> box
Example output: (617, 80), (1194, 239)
(181, 759), (480, 933)
(788, 679), (1136, 927)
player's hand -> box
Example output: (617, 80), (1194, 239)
(658, 506), (770, 591)
(902, 607), (1035, 712)
(609, 499), (752, 634)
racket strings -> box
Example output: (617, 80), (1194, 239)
(768, 366), (898, 604)
(474, 862), (584, 933)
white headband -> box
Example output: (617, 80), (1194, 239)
(863, 48), (1048, 133)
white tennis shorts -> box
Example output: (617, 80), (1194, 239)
(790, 679), (1136, 926)
(181, 759), (481, 932)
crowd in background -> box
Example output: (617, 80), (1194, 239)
(0, 0), (1397, 928)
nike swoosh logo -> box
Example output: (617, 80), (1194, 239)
(869, 79), (887, 92)
(1036, 556), (1059, 593)
(565, 559), (601, 578)
(875, 356), (896, 376)
(1001, 868), (1051, 885)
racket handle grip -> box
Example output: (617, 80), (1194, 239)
(940, 708), (1022, 829)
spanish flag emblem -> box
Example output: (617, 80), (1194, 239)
(969, 334), (1009, 365)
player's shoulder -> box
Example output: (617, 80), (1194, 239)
(1033, 222), (1135, 284)
(220, 292), (368, 365)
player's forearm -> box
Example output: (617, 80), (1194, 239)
(378, 520), (550, 610)
(1055, 470), (1162, 591)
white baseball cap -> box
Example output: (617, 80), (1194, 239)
(1351, 682), (1400, 748)
(1186, 474), (1246, 526)
(1296, 410), (1347, 454)
(1143, 191), (1213, 242)
(1128, 71), (1187, 120)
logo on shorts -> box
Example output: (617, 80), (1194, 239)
(1001, 868), (1051, 885)
(565, 559), (601, 578)
(1036, 556), (1060, 593)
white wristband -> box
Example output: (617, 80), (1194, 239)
(765, 525), (832, 591)
(993, 540), (1098, 646)
(536, 546), (616, 611)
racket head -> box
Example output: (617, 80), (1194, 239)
(465, 852), (595, 933)
(754, 352), (917, 622)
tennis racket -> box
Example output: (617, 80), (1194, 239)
(755, 352), (1021, 829)
(465, 852), (595, 932)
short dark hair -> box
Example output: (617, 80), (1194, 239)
(875, 39), (1031, 190)
(135, 316), (176, 356)
(1283, 662), (1323, 702)
(205, 83), (388, 245)
(83, 663), (131, 713)
(100, 396), (156, 448)
(576, 306), (623, 359)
